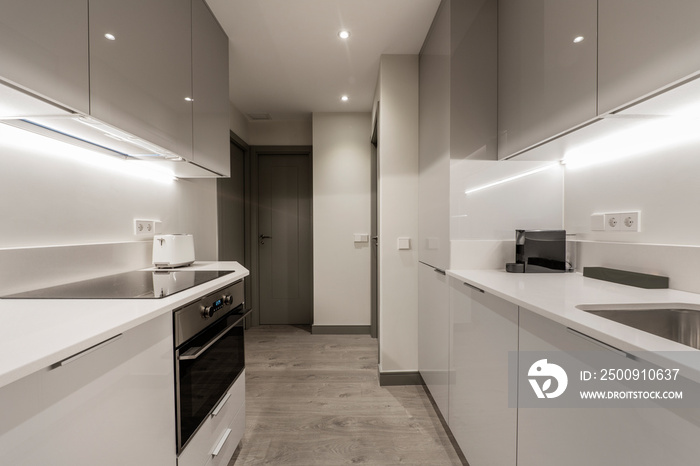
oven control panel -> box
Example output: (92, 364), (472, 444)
(174, 280), (244, 347)
(201, 295), (231, 319)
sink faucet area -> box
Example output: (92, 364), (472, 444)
(577, 304), (700, 350)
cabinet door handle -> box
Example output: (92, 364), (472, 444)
(566, 328), (628, 358)
(56, 334), (123, 368)
(434, 268), (446, 275)
(211, 392), (231, 417)
(211, 428), (232, 457)
(463, 282), (484, 293)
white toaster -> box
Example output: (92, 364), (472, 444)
(152, 234), (195, 268)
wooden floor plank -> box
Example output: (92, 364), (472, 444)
(229, 325), (463, 465)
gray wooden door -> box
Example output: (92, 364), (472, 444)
(258, 153), (312, 324)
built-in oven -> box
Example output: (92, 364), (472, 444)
(173, 279), (247, 454)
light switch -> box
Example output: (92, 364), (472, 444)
(354, 234), (369, 243)
(397, 237), (411, 250)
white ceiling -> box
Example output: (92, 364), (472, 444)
(206, 0), (442, 120)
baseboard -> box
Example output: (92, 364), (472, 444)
(311, 325), (371, 335)
(378, 370), (423, 386)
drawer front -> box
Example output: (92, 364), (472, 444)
(210, 403), (245, 466)
(178, 371), (245, 466)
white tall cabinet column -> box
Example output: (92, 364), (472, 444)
(418, 262), (450, 420)
(449, 278), (518, 466)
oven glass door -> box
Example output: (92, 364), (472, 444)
(176, 308), (245, 453)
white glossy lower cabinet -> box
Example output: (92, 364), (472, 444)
(0, 313), (175, 466)
(448, 278), (518, 466)
(178, 371), (245, 466)
(518, 308), (700, 466)
(418, 262), (449, 420)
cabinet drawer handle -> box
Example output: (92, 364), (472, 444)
(463, 282), (484, 293)
(434, 268), (446, 275)
(566, 328), (628, 358)
(211, 428), (232, 457)
(56, 334), (123, 368)
(211, 392), (231, 417)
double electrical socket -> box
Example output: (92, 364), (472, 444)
(134, 219), (157, 236)
(591, 212), (640, 232)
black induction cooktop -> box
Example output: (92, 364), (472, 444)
(1, 270), (234, 299)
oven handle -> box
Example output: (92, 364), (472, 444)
(178, 311), (248, 361)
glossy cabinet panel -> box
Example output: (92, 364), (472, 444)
(0, 313), (175, 465)
(518, 308), (700, 466)
(449, 278), (518, 466)
(89, 0), (193, 159)
(192, 0), (230, 177)
(450, 0), (498, 161)
(0, 0), (89, 113)
(418, 263), (450, 421)
(498, 0), (597, 159)
(418, 0), (450, 269)
(598, 0), (700, 114)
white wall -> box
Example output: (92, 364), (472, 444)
(375, 55), (420, 373)
(561, 130), (700, 293)
(565, 137), (700, 246)
(0, 123), (218, 291)
(311, 112), (372, 326)
(248, 119), (312, 146)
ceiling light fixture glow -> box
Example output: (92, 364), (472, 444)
(341, 95), (349, 102)
(573, 36), (584, 43)
(105, 33), (116, 41)
(464, 164), (558, 195)
(338, 30), (350, 39)
(185, 97), (194, 102)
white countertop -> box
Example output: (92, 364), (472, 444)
(448, 269), (700, 377)
(0, 261), (248, 390)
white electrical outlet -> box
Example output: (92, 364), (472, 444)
(620, 211), (640, 232)
(134, 219), (156, 236)
(604, 213), (621, 231)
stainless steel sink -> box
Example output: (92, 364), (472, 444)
(576, 304), (700, 350)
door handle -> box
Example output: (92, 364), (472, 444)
(259, 234), (272, 244)
(372, 236), (378, 245)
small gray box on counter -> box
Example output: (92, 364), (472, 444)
(507, 230), (568, 273)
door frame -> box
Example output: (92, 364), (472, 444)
(217, 131), (252, 327)
(370, 104), (379, 340)
(250, 145), (313, 327)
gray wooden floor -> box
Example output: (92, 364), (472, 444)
(228, 325), (463, 465)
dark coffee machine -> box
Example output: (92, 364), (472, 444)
(506, 230), (568, 273)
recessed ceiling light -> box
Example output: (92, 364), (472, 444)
(105, 33), (116, 41)
(185, 97), (194, 102)
(338, 30), (350, 39)
(341, 95), (349, 102)
(573, 36), (584, 43)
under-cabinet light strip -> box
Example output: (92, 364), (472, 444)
(464, 164), (558, 195)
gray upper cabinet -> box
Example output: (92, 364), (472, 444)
(498, 0), (597, 159)
(192, 0), (230, 177)
(451, 0), (497, 161)
(89, 0), (193, 159)
(598, 0), (700, 115)
(419, 0), (451, 269)
(0, 0), (89, 114)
